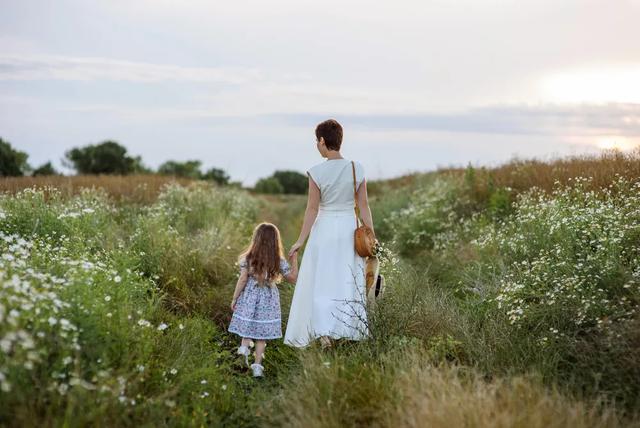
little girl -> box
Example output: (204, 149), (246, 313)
(228, 222), (298, 377)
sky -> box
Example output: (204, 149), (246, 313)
(1, 0), (639, 185)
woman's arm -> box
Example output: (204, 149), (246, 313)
(288, 175), (321, 257)
(230, 269), (249, 311)
(356, 179), (375, 236)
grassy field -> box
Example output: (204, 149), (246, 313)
(1, 151), (639, 427)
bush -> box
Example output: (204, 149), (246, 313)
(0, 138), (29, 177)
(254, 177), (284, 194)
(129, 183), (258, 321)
(0, 184), (257, 426)
(383, 176), (474, 256)
(65, 141), (147, 175)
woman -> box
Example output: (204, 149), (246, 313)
(284, 119), (375, 348)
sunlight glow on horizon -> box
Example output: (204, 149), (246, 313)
(596, 135), (639, 152)
(540, 66), (640, 104)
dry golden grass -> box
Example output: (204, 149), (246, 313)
(448, 148), (640, 202)
(0, 174), (194, 203)
(392, 364), (634, 428)
(272, 351), (636, 428)
(368, 149), (640, 198)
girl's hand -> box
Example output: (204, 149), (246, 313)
(288, 241), (302, 258)
(230, 298), (237, 311)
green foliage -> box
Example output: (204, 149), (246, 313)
(0, 138), (30, 176)
(0, 184), (257, 426)
(202, 167), (231, 185)
(253, 170), (307, 194)
(158, 160), (203, 179)
(158, 161), (232, 185)
(1, 158), (639, 426)
(384, 176), (474, 256)
(380, 173), (640, 407)
(272, 170), (308, 194)
(32, 161), (59, 176)
(65, 141), (146, 175)
(130, 183), (258, 320)
(254, 176), (284, 194)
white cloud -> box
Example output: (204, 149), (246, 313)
(0, 54), (262, 84)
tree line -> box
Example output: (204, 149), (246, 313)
(0, 138), (308, 194)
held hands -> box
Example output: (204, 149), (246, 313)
(288, 241), (303, 258)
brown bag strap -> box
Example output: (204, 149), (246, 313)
(352, 161), (361, 228)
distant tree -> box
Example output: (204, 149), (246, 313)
(131, 157), (152, 174)
(158, 160), (203, 179)
(202, 167), (230, 185)
(227, 181), (243, 189)
(273, 170), (308, 194)
(254, 177), (284, 194)
(32, 161), (59, 176)
(65, 141), (143, 175)
(0, 138), (30, 176)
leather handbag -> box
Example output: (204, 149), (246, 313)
(351, 161), (376, 257)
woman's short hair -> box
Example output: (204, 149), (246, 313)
(315, 119), (343, 151)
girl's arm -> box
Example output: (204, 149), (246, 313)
(356, 179), (375, 236)
(230, 268), (249, 311)
(284, 252), (299, 283)
(288, 175), (321, 257)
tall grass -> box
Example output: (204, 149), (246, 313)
(267, 346), (635, 428)
(372, 154), (640, 409)
(2, 151), (640, 426)
(0, 183), (258, 426)
(0, 175), (194, 204)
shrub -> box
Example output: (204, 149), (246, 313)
(383, 176), (474, 256)
(130, 183), (258, 321)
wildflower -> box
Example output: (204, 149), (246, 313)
(104, 295), (112, 302)
(157, 322), (169, 331)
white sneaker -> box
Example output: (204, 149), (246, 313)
(237, 345), (250, 367)
(250, 363), (264, 378)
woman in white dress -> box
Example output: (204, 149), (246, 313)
(284, 119), (375, 348)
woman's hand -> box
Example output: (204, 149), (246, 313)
(288, 241), (303, 258)
(230, 297), (237, 311)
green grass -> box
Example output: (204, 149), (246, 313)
(1, 154), (640, 426)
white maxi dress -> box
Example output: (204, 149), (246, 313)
(284, 158), (368, 347)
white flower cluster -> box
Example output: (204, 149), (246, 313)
(385, 177), (473, 253)
(0, 232), (82, 394)
(474, 177), (640, 338)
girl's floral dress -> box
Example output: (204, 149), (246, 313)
(228, 257), (291, 339)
